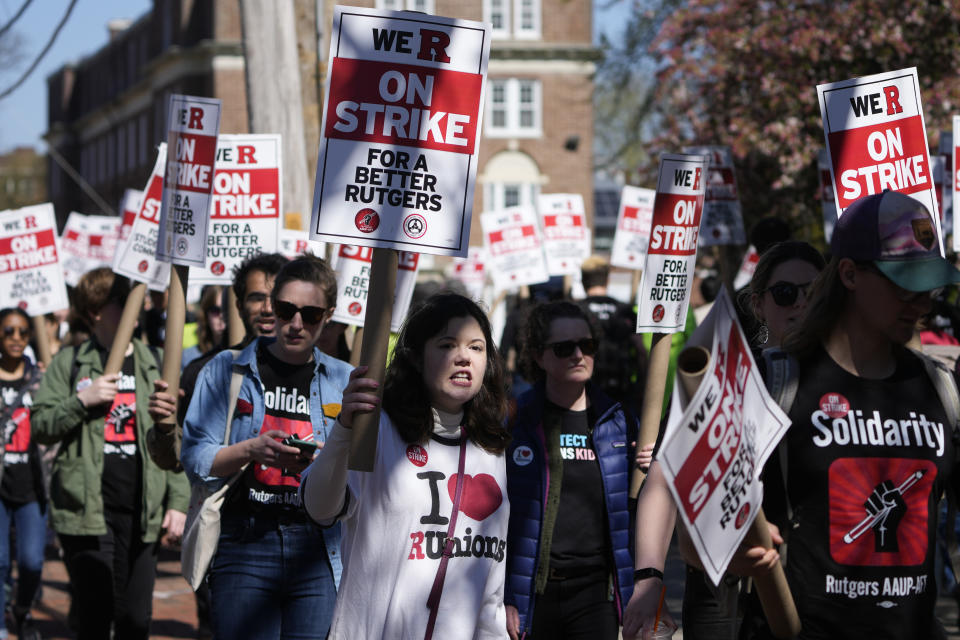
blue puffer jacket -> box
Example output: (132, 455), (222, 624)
(504, 382), (638, 637)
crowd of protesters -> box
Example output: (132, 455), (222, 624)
(4, 190), (960, 640)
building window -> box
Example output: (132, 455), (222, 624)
(375, 0), (434, 12)
(480, 150), (543, 212)
(485, 78), (541, 138)
(127, 121), (136, 172)
(117, 127), (126, 176)
(139, 114), (148, 166)
(485, 0), (539, 39)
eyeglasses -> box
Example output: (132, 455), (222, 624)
(274, 300), (328, 324)
(856, 263), (942, 303)
(2, 326), (29, 338)
(545, 338), (598, 358)
(763, 281), (812, 307)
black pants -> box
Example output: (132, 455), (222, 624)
(682, 565), (740, 640)
(529, 570), (619, 640)
(59, 509), (157, 640)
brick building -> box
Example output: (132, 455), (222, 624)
(0, 146), (47, 211)
(47, 0), (597, 246)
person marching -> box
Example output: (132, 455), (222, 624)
(301, 293), (511, 639)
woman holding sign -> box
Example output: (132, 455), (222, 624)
(300, 293), (511, 640)
(503, 301), (643, 640)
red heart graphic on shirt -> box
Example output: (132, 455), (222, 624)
(447, 473), (502, 521)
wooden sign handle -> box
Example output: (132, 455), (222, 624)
(155, 265), (189, 431)
(105, 283), (147, 374)
(226, 286), (245, 346)
(629, 332), (671, 497)
(348, 248), (398, 472)
(31, 316), (52, 367)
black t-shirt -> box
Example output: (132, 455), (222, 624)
(229, 343), (315, 518)
(0, 376), (36, 504)
(101, 354), (142, 512)
(547, 402), (610, 570)
(770, 347), (956, 639)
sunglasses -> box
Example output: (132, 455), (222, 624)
(545, 338), (598, 358)
(274, 300), (328, 324)
(763, 281), (812, 307)
(2, 326), (29, 338)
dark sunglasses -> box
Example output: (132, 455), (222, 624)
(2, 326), (29, 338)
(545, 338), (598, 358)
(274, 300), (328, 324)
(763, 281), (811, 307)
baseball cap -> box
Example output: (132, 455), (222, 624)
(831, 190), (960, 292)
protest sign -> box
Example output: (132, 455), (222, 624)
(817, 149), (837, 244)
(60, 213), (121, 286)
(331, 245), (419, 332)
(0, 204), (69, 316)
(683, 146), (746, 246)
(118, 189), (142, 244)
(310, 6), (490, 257)
(481, 206), (549, 293)
(939, 131), (953, 241)
(817, 68), (941, 252)
(113, 145), (171, 290)
(156, 94), (222, 267)
(732, 245), (759, 291)
(635, 153), (709, 334)
(278, 228), (326, 260)
(537, 193), (590, 275)
(610, 185), (655, 270)
(659, 288), (790, 586)
(448, 246), (487, 300)
(190, 134), (283, 284)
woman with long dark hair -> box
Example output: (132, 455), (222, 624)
(301, 292), (511, 639)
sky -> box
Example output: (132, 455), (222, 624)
(0, 0), (629, 155)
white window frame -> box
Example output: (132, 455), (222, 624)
(375, 0), (435, 13)
(484, 0), (511, 39)
(513, 0), (541, 40)
(485, 78), (541, 138)
(483, 181), (540, 212)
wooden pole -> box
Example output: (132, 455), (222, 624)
(348, 248), (398, 471)
(31, 316), (51, 367)
(226, 287), (245, 346)
(629, 331), (671, 498)
(105, 283), (147, 374)
(155, 265), (189, 430)
(630, 269), (642, 305)
(349, 327), (364, 367)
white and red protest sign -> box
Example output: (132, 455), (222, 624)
(732, 245), (759, 291)
(118, 189), (142, 244)
(190, 134), (282, 284)
(114, 144), (171, 290)
(939, 131), (952, 242)
(817, 149), (837, 243)
(448, 246), (487, 300)
(537, 193), (590, 275)
(481, 206), (549, 293)
(635, 153), (709, 333)
(310, 7), (490, 257)
(156, 94), (222, 266)
(60, 213), (121, 286)
(953, 119), (960, 253)
(660, 288), (790, 586)
(683, 146), (746, 246)
(818, 68), (941, 252)
(331, 245), (419, 332)
(610, 185), (655, 270)
(0, 204), (69, 315)
(278, 228), (327, 260)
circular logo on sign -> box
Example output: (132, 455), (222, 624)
(17, 300), (27, 310)
(75, 376), (92, 393)
(406, 444), (428, 467)
(355, 208), (380, 233)
(735, 503), (751, 529)
(138, 260), (149, 273)
(513, 445), (534, 466)
(403, 214), (427, 239)
(348, 301), (363, 316)
(176, 237), (189, 256)
(652, 304), (665, 323)
(819, 393), (850, 419)
(211, 261), (225, 276)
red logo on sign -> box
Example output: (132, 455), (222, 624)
(735, 503), (751, 529)
(652, 304), (665, 323)
(348, 302), (363, 316)
(17, 300), (27, 310)
(406, 444), (428, 467)
(819, 393), (850, 419)
(355, 209), (380, 233)
(138, 260), (149, 273)
(211, 261), (225, 276)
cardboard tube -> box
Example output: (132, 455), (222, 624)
(348, 248), (398, 472)
(629, 332), (672, 497)
(677, 345), (710, 401)
(31, 316), (52, 367)
(349, 327), (364, 367)
(156, 265), (189, 431)
(105, 282), (147, 374)
(226, 287), (244, 346)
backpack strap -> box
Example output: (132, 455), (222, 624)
(762, 348), (800, 526)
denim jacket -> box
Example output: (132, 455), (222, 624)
(181, 337), (351, 586)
